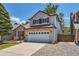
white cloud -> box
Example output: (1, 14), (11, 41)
(10, 16), (26, 24)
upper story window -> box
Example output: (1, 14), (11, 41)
(33, 20), (38, 24)
(42, 19), (45, 23)
(32, 17), (49, 25)
(39, 19), (42, 24)
(42, 17), (49, 23)
(46, 18), (49, 23)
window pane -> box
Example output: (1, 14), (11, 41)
(36, 32), (38, 34)
(41, 32), (43, 34)
(33, 20), (35, 24)
(33, 20), (37, 24)
(39, 19), (42, 24)
(43, 19), (45, 23)
(46, 18), (49, 23)
(29, 32), (30, 34)
(37, 20), (38, 24)
(47, 32), (49, 34)
(39, 32), (40, 34)
(34, 20), (36, 24)
(44, 32), (46, 34)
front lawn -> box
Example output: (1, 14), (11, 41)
(0, 40), (19, 50)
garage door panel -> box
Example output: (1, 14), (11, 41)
(28, 31), (50, 42)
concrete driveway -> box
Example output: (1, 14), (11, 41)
(32, 42), (79, 56)
(0, 42), (46, 56)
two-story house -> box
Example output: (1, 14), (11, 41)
(14, 11), (62, 43)
(70, 11), (79, 42)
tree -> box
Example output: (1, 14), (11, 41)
(44, 4), (64, 33)
(59, 13), (65, 33)
(44, 3), (59, 14)
(0, 3), (13, 43)
(59, 13), (64, 19)
(59, 13), (64, 26)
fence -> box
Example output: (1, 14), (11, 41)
(58, 34), (75, 42)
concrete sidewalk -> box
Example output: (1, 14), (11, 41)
(0, 42), (46, 56)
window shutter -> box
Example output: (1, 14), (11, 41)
(39, 18), (42, 24)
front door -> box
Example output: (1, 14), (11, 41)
(18, 31), (24, 40)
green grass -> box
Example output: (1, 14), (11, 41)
(0, 40), (19, 50)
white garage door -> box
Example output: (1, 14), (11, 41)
(28, 31), (50, 42)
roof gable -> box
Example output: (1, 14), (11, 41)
(29, 10), (61, 22)
(13, 25), (26, 31)
(29, 11), (49, 20)
(13, 23), (30, 31)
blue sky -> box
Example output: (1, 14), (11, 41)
(3, 3), (79, 27)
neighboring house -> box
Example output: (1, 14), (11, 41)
(70, 12), (75, 35)
(2, 24), (19, 41)
(70, 11), (79, 41)
(70, 11), (79, 34)
(14, 11), (62, 43)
